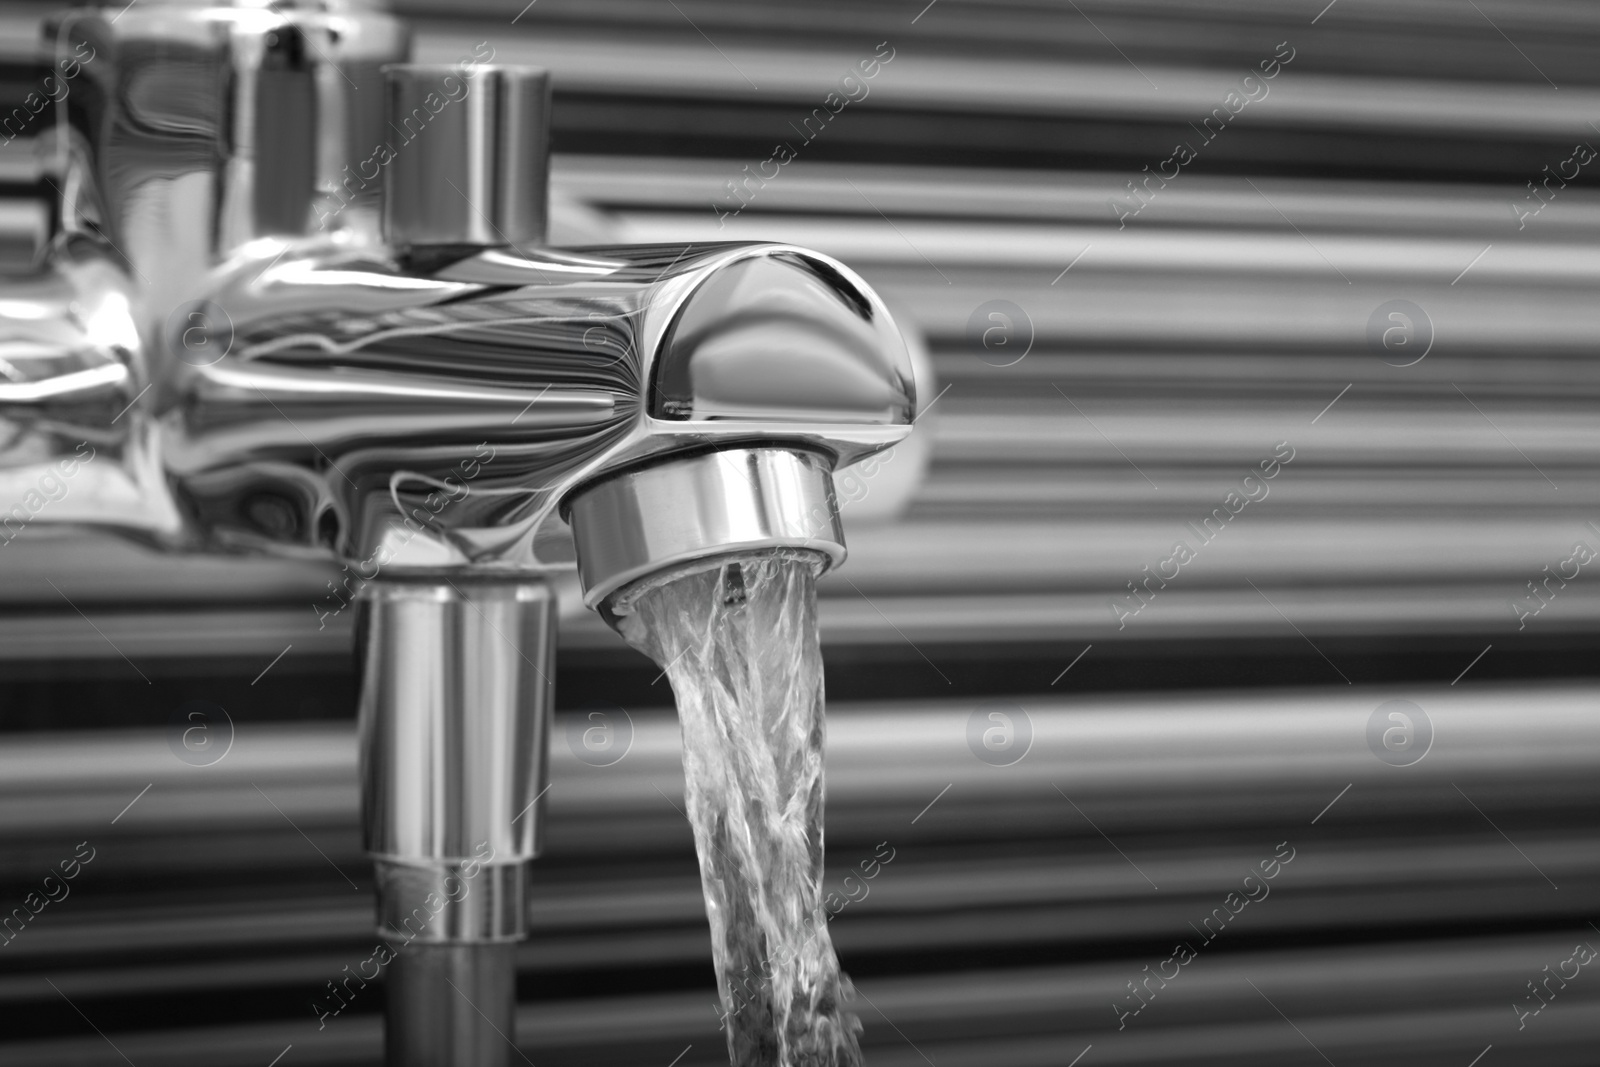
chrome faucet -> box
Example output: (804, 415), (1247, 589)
(3, 3), (914, 1064)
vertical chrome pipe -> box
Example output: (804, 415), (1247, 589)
(385, 944), (520, 1067)
(382, 65), (551, 251)
(357, 577), (554, 1067)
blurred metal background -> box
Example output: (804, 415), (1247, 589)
(2, 1), (1598, 1065)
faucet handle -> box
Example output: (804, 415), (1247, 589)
(381, 64), (551, 252)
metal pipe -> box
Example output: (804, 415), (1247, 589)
(385, 943), (521, 1067)
(357, 577), (554, 1064)
(382, 65), (551, 251)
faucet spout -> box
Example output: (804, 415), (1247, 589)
(169, 237), (914, 570)
(7, 10), (919, 1063)
(565, 446), (846, 622)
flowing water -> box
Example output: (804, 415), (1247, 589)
(616, 551), (863, 1067)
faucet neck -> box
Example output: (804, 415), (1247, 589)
(381, 64), (551, 253)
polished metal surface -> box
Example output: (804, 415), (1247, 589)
(383, 64), (550, 250)
(8, 5), (915, 572)
(5, 1), (1600, 1064)
(566, 446), (845, 614)
(1, 8), (914, 1066)
(166, 239), (912, 569)
(356, 577), (553, 942)
(0, 50), (174, 542)
(385, 943), (519, 1067)
(375, 859), (528, 942)
(0, 241), (176, 542)
(50, 0), (410, 305)
(0, 201), (48, 273)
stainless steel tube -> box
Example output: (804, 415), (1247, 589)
(385, 943), (520, 1067)
(382, 65), (551, 250)
(357, 577), (553, 1064)
(358, 577), (554, 936)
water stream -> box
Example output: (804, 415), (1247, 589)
(616, 551), (863, 1066)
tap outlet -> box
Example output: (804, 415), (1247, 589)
(564, 446), (845, 620)
(8, 11), (919, 1066)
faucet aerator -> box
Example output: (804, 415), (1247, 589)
(565, 446), (846, 625)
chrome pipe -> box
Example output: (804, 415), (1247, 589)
(357, 577), (552, 1064)
(357, 578), (554, 944)
(383, 65), (551, 251)
(385, 943), (520, 1067)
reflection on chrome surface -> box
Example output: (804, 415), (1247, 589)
(169, 238), (909, 568)
(0, 239), (170, 538)
(5, 1), (1600, 1065)
(5, 0), (914, 571)
(3, 5), (916, 1065)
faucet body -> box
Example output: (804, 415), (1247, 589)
(165, 237), (912, 570)
(2, 3), (915, 1063)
